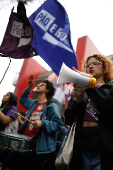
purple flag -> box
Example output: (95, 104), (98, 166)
(0, 2), (38, 59)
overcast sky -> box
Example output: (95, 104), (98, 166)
(0, 0), (113, 103)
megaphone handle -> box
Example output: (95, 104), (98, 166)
(73, 96), (77, 101)
(73, 91), (81, 101)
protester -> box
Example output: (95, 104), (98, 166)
(0, 92), (18, 133)
(14, 75), (63, 170)
(64, 54), (113, 170)
(56, 114), (69, 155)
(0, 92), (18, 168)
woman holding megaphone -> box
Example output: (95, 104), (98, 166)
(64, 54), (113, 170)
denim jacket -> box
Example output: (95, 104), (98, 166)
(19, 88), (63, 154)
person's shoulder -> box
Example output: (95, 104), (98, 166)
(46, 101), (59, 110)
(49, 102), (58, 108)
(109, 81), (113, 86)
(105, 81), (113, 86)
(47, 100), (55, 106)
(8, 105), (18, 111)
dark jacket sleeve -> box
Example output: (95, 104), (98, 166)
(64, 98), (86, 126)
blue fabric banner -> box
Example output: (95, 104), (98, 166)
(29, 0), (78, 75)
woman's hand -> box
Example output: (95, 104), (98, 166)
(28, 75), (34, 89)
(71, 84), (86, 103)
(71, 67), (87, 102)
(32, 120), (42, 128)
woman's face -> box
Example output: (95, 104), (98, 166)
(2, 92), (10, 104)
(84, 57), (104, 79)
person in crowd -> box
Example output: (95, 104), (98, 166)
(64, 54), (113, 170)
(1, 110), (26, 170)
(14, 75), (63, 170)
(0, 92), (18, 133)
(56, 114), (69, 155)
(17, 110), (26, 131)
(0, 92), (18, 168)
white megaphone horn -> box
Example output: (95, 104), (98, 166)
(57, 62), (96, 88)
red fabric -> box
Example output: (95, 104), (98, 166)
(23, 102), (46, 151)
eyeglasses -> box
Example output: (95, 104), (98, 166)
(84, 61), (102, 69)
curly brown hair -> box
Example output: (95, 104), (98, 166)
(42, 80), (55, 100)
(81, 53), (113, 82)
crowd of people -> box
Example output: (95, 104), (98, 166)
(0, 53), (113, 170)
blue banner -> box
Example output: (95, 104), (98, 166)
(29, 0), (78, 75)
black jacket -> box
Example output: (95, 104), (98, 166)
(64, 81), (113, 170)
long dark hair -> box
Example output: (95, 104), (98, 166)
(8, 92), (18, 106)
(0, 92), (18, 108)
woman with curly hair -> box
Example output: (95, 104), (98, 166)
(64, 54), (113, 170)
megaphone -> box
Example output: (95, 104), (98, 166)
(57, 62), (96, 88)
